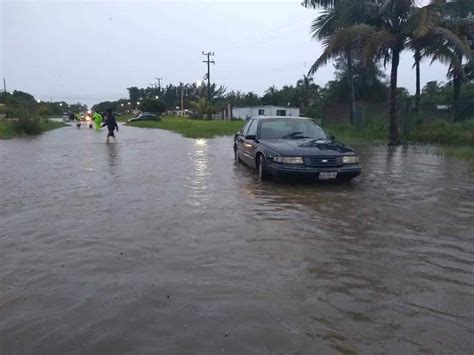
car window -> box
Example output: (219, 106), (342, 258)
(241, 120), (251, 135)
(247, 119), (258, 136)
(259, 119), (328, 139)
(244, 119), (255, 135)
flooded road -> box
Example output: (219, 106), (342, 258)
(1, 125), (473, 354)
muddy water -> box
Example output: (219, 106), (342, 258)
(1, 125), (473, 354)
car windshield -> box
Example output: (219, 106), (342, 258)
(258, 119), (328, 140)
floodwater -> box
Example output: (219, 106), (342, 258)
(1, 125), (473, 354)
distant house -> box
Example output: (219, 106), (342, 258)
(168, 109), (193, 117)
(231, 105), (300, 120)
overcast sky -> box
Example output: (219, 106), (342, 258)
(1, 0), (447, 107)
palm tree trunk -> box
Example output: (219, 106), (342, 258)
(453, 76), (462, 122)
(415, 49), (421, 124)
(347, 49), (356, 125)
(389, 48), (401, 145)
(453, 53), (463, 121)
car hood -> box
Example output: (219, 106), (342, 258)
(259, 139), (355, 156)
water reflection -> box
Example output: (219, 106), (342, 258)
(106, 142), (119, 176)
(185, 138), (210, 208)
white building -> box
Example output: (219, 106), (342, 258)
(232, 105), (300, 120)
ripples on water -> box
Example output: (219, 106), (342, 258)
(0, 126), (473, 354)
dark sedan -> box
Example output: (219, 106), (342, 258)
(233, 116), (361, 181)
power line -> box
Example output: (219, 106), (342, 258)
(202, 51), (215, 103)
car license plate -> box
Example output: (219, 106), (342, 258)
(319, 171), (337, 180)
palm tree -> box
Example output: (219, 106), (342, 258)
(310, 0), (467, 144)
(296, 74), (314, 89)
(437, 0), (474, 120)
(408, 3), (472, 122)
(307, 0), (371, 124)
(296, 75), (321, 112)
(190, 97), (213, 119)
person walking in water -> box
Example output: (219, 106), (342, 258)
(92, 111), (103, 131)
(102, 109), (119, 143)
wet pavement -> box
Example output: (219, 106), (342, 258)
(1, 125), (473, 354)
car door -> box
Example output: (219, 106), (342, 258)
(236, 120), (252, 162)
(242, 119), (259, 167)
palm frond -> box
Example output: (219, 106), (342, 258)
(311, 10), (338, 40)
(411, 5), (438, 38)
(430, 26), (472, 59)
(427, 45), (466, 80)
(363, 29), (398, 64)
(308, 24), (376, 76)
(302, 0), (338, 9)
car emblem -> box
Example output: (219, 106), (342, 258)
(322, 159), (328, 163)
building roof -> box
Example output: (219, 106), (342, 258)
(233, 105), (299, 109)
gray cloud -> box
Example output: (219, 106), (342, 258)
(2, 0), (449, 107)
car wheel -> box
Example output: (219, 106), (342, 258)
(257, 154), (269, 180)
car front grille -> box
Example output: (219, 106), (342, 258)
(304, 156), (342, 168)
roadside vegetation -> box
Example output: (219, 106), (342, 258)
(0, 89), (81, 139)
(127, 117), (243, 139)
(325, 119), (474, 159)
(0, 118), (65, 139)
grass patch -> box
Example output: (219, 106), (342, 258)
(324, 120), (474, 159)
(323, 121), (387, 147)
(127, 117), (244, 138)
(0, 118), (65, 139)
(0, 120), (16, 139)
(407, 120), (474, 146)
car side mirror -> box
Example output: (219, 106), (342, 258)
(330, 135), (335, 141)
(245, 134), (256, 140)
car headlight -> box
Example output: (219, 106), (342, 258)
(273, 156), (304, 164)
(343, 155), (359, 164)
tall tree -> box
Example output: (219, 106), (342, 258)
(308, 0), (469, 144)
(437, 0), (474, 120)
(306, 0), (378, 123)
(408, 2), (472, 122)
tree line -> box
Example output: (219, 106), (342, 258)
(303, 0), (474, 144)
(0, 91), (86, 118)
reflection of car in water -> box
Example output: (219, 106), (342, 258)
(128, 112), (160, 122)
(234, 116), (361, 181)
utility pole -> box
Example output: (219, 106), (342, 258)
(202, 51), (215, 103)
(179, 84), (185, 111)
(3, 78), (6, 93)
(155, 77), (163, 92)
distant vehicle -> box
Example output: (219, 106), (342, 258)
(234, 116), (361, 181)
(128, 112), (160, 122)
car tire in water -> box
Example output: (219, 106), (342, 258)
(257, 154), (269, 181)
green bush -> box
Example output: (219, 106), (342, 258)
(13, 117), (42, 135)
